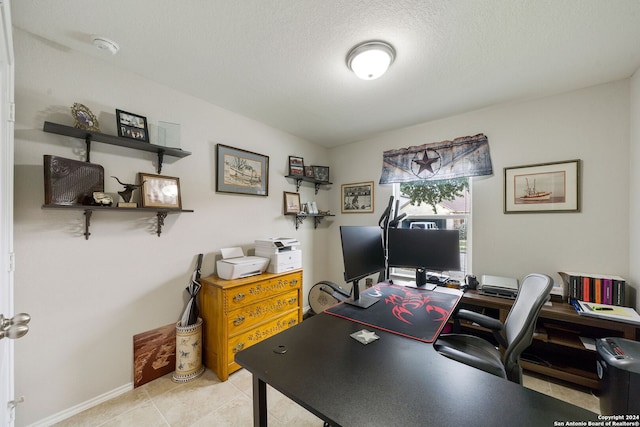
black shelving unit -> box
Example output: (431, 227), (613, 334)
(42, 204), (194, 240)
(43, 121), (191, 174)
(285, 174), (332, 194)
(291, 213), (335, 230)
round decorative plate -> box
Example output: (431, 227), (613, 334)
(71, 102), (100, 131)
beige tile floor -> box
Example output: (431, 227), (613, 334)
(53, 368), (600, 426)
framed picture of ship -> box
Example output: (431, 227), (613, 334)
(504, 159), (580, 213)
(216, 144), (269, 196)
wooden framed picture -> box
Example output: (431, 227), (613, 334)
(288, 156), (304, 176)
(504, 159), (580, 213)
(138, 173), (182, 209)
(341, 181), (374, 213)
(116, 109), (149, 142)
(216, 144), (269, 196)
(283, 191), (301, 215)
(312, 165), (330, 182)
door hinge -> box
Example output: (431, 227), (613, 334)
(8, 252), (14, 272)
(8, 102), (14, 122)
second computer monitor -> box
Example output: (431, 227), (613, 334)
(387, 228), (461, 285)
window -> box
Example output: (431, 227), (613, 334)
(391, 178), (471, 283)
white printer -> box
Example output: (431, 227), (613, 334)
(216, 247), (269, 280)
(255, 237), (302, 273)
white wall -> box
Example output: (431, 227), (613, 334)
(13, 29), (332, 426)
(328, 81), (632, 294)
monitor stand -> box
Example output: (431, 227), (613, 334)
(344, 279), (379, 308)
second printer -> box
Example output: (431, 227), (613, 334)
(255, 237), (302, 273)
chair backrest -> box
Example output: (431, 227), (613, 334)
(502, 273), (553, 383)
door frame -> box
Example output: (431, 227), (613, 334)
(0, 0), (16, 425)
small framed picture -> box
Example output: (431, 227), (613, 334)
(504, 159), (580, 213)
(283, 191), (301, 215)
(312, 165), (330, 182)
(71, 103), (100, 131)
(289, 156), (304, 176)
(138, 173), (182, 209)
(304, 166), (314, 178)
(116, 109), (149, 142)
(341, 181), (374, 213)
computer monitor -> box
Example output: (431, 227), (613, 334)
(387, 228), (461, 287)
(340, 226), (385, 308)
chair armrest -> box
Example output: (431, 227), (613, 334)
(454, 309), (507, 348)
(455, 309), (503, 331)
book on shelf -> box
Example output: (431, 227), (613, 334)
(570, 299), (640, 326)
(559, 271), (627, 306)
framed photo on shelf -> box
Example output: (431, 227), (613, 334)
(283, 191), (301, 215)
(312, 165), (330, 182)
(341, 181), (374, 213)
(304, 166), (314, 178)
(288, 156), (304, 176)
(504, 159), (580, 213)
(116, 109), (149, 142)
(216, 144), (269, 196)
(138, 173), (182, 209)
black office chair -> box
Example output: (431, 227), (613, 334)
(434, 273), (553, 384)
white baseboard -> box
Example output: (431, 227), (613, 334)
(25, 382), (133, 427)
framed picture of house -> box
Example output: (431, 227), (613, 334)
(216, 144), (269, 196)
(341, 181), (374, 213)
(504, 159), (580, 213)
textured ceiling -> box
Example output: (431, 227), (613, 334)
(11, 0), (640, 147)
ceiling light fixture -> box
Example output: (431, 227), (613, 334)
(346, 41), (395, 80)
(92, 36), (120, 55)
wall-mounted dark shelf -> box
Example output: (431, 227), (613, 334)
(291, 213), (335, 230)
(285, 175), (332, 194)
(43, 121), (191, 174)
(42, 204), (194, 240)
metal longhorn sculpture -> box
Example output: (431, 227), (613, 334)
(111, 176), (143, 203)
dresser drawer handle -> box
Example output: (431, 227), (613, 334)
(288, 319), (297, 326)
(233, 293), (245, 303)
(233, 316), (245, 326)
(288, 297), (297, 305)
(290, 279), (298, 286)
(233, 342), (245, 353)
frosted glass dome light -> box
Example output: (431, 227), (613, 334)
(346, 41), (396, 80)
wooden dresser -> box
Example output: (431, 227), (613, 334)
(199, 269), (303, 381)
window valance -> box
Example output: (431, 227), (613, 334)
(379, 134), (493, 184)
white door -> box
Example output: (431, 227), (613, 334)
(0, 1), (17, 425)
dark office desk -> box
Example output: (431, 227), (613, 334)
(236, 312), (598, 427)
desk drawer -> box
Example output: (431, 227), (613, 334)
(224, 272), (301, 311)
(228, 310), (299, 362)
(227, 289), (299, 335)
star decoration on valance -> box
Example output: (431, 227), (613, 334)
(413, 150), (438, 174)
